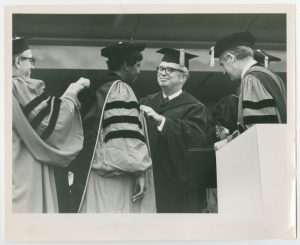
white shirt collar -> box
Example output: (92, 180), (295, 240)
(241, 59), (257, 78)
(163, 89), (182, 101)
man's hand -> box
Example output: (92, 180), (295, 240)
(74, 77), (90, 92)
(140, 105), (164, 126)
(216, 125), (230, 140)
(214, 130), (240, 151)
(67, 77), (90, 96)
(132, 173), (146, 203)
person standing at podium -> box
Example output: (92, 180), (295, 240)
(140, 48), (208, 213)
(209, 31), (286, 134)
(209, 49), (283, 143)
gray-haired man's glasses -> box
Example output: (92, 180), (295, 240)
(20, 56), (36, 66)
(156, 66), (183, 75)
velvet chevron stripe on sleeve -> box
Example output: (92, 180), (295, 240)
(22, 92), (49, 117)
(30, 97), (52, 129)
(40, 97), (62, 140)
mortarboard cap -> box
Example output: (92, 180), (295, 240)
(157, 48), (198, 69)
(101, 41), (146, 59)
(209, 31), (256, 66)
(13, 37), (31, 55)
(254, 49), (281, 68)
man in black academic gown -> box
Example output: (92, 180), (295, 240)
(209, 49), (283, 143)
(140, 48), (208, 213)
(210, 32), (286, 135)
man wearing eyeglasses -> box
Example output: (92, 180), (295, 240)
(140, 48), (208, 213)
(12, 37), (90, 213)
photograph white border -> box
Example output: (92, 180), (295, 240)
(3, 4), (296, 241)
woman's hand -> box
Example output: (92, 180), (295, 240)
(132, 173), (147, 203)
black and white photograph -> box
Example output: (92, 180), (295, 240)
(4, 4), (296, 241)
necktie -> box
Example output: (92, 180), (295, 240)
(164, 97), (169, 103)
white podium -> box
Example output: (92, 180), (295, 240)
(216, 124), (295, 238)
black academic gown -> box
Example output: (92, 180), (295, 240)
(140, 91), (208, 213)
(208, 94), (239, 143)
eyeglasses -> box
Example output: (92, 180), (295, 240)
(20, 56), (36, 65)
(156, 66), (183, 75)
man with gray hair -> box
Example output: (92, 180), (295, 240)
(12, 37), (89, 212)
(140, 48), (208, 213)
(210, 31), (286, 134)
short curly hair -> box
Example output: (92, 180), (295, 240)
(106, 53), (143, 71)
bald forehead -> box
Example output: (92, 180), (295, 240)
(22, 49), (33, 57)
(159, 61), (184, 70)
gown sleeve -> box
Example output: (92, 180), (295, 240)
(240, 73), (278, 129)
(12, 77), (83, 166)
(92, 81), (152, 176)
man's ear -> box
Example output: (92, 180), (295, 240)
(122, 62), (128, 71)
(180, 73), (187, 84)
(13, 56), (21, 69)
(225, 52), (236, 63)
